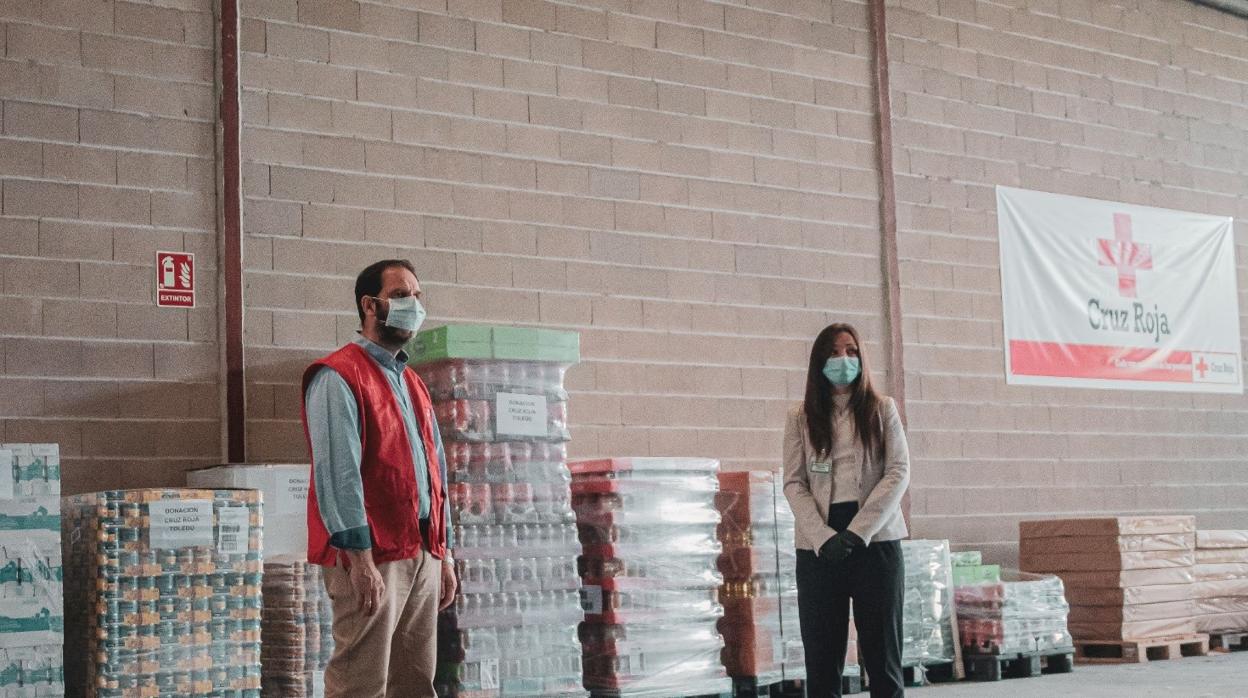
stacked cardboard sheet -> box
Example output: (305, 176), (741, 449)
(1020, 516), (1197, 642)
(1193, 530), (1248, 634)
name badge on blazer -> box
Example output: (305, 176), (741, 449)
(809, 462), (832, 474)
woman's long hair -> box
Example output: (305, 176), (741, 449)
(803, 323), (884, 460)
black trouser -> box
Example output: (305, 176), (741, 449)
(795, 501), (904, 698)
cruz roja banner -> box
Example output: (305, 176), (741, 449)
(997, 186), (1242, 393)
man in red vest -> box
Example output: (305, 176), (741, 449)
(301, 259), (455, 698)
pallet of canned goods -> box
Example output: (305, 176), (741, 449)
(410, 325), (586, 698)
(62, 488), (264, 697)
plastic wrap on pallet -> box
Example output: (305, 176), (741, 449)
(0, 443), (65, 696)
(571, 458), (730, 697)
(62, 488), (263, 697)
(261, 558), (332, 698)
(901, 540), (957, 668)
(715, 472), (783, 686)
(955, 569), (1073, 655)
(411, 329), (586, 698)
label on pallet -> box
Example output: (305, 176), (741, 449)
(580, 584), (602, 614)
(480, 658), (499, 690)
(149, 499), (214, 549)
(495, 392), (547, 437)
(616, 641), (643, 674)
(784, 639), (804, 665)
(217, 506), (250, 555)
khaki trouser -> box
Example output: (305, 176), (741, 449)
(323, 549), (441, 698)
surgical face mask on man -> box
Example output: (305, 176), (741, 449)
(822, 356), (860, 387)
(373, 295), (427, 333)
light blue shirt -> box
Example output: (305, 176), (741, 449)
(304, 335), (450, 551)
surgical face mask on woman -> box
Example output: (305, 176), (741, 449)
(822, 356), (860, 387)
(374, 295), (427, 333)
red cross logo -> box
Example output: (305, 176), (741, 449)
(1097, 213), (1152, 298)
(1196, 357), (1209, 378)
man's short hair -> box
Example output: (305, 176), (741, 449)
(354, 259), (417, 323)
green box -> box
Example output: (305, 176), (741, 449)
(950, 551), (982, 567)
(409, 324), (580, 364)
(952, 564), (1000, 586)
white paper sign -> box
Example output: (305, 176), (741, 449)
(617, 641), (643, 673)
(276, 472), (311, 515)
(0, 450), (13, 500)
(997, 186), (1242, 393)
(479, 658), (499, 690)
(148, 499), (214, 549)
(494, 392), (548, 437)
(784, 640), (804, 664)
(579, 584), (603, 614)
(217, 507), (250, 555)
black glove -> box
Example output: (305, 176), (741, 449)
(818, 530), (865, 564)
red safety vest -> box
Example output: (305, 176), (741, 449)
(300, 342), (447, 567)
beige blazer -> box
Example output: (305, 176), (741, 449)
(782, 396), (910, 551)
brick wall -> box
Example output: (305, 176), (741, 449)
(238, 0), (890, 468)
(3, 0), (1247, 559)
(0, 1), (221, 491)
(888, 0), (1248, 562)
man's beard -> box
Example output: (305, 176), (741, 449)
(378, 321), (414, 347)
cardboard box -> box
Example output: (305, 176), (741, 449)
(0, 444), (61, 498)
(952, 565), (1001, 586)
(188, 463), (310, 559)
(410, 325), (580, 363)
(1020, 516), (1195, 539)
(951, 551), (982, 567)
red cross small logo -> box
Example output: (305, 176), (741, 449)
(1196, 357), (1209, 378)
(1097, 213), (1152, 298)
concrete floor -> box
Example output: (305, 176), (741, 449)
(913, 651), (1248, 697)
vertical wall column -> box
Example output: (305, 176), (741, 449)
(217, 0), (246, 462)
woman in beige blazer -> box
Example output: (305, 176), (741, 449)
(783, 323), (910, 698)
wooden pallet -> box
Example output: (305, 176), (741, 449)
(1210, 631), (1248, 652)
(1074, 634), (1209, 664)
(963, 649), (1075, 681)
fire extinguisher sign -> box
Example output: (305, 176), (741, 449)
(155, 251), (195, 308)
